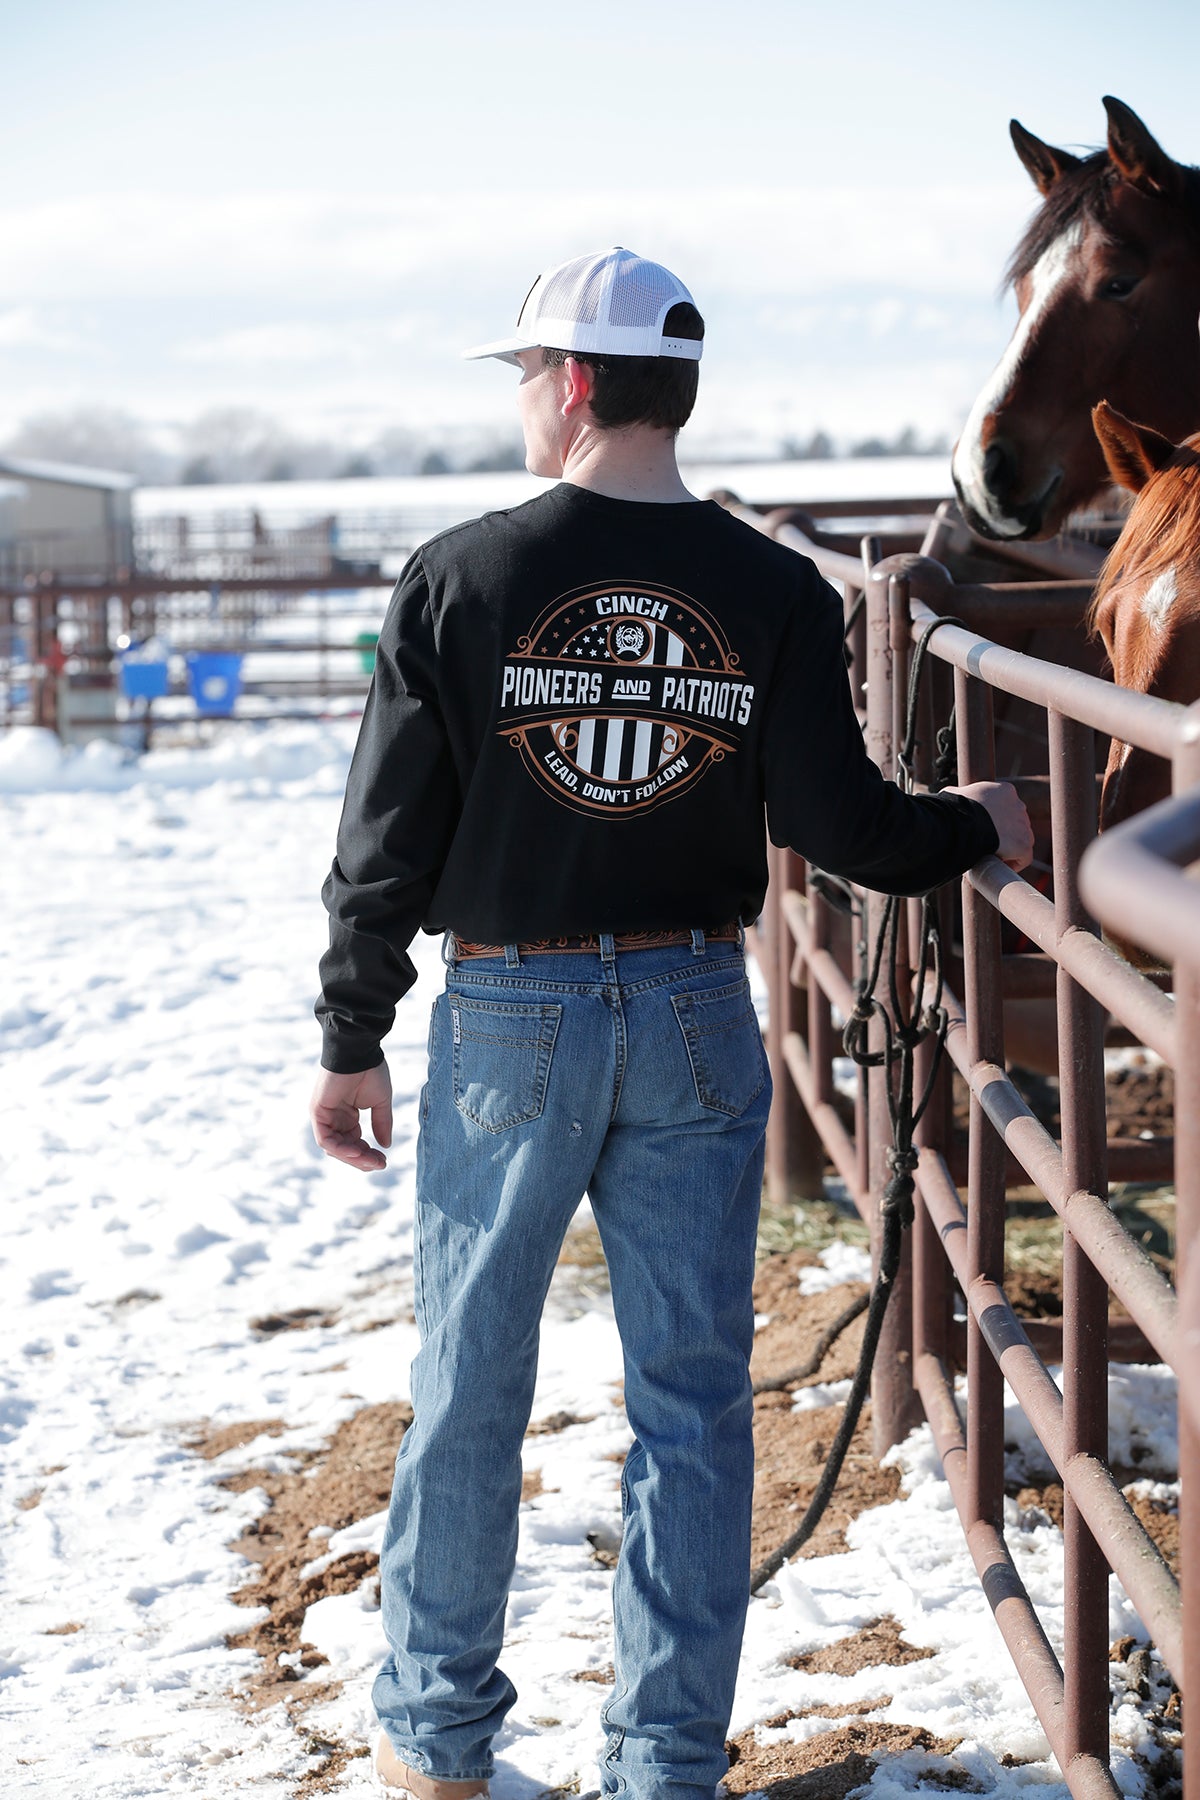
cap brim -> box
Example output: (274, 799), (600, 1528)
(460, 334), (540, 366)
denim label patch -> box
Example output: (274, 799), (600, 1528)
(451, 1005), (461, 1045)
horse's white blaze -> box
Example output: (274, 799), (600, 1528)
(952, 223), (1082, 535)
(1141, 565), (1178, 634)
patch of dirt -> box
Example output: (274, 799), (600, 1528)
(752, 1396), (900, 1566)
(571, 1663), (616, 1685)
(749, 1252), (898, 1566)
(189, 1418), (289, 1460)
(526, 1410), (593, 1436)
(1014, 1482), (1065, 1530)
(521, 1469), (545, 1502)
(751, 1249), (823, 1319)
(43, 1621), (83, 1635)
(1014, 1480), (1179, 1577)
(786, 1617), (934, 1676)
(1107, 1061), (1175, 1140)
(723, 1719), (962, 1800)
(1124, 1490), (1180, 1576)
(219, 1401), (412, 1711)
(291, 1736), (370, 1795)
(751, 1255), (868, 1391)
(759, 1698), (892, 1725)
(1005, 1268), (1064, 1319)
(16, 1488), (42, 1512)
(250, 1308), (337, 1337)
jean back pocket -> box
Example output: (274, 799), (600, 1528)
(449, 993), (562, 1132)
(671, 977), (767, 1117)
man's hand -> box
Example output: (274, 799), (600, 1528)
(945, 780), (1035, 872)
(310, 1061), (394, 1172)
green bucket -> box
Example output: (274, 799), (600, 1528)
(356, 631), (380, 675)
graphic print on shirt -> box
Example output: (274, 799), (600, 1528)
(497, 581), (756, 815)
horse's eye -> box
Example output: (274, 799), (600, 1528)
(1103, 275), (1139, 299)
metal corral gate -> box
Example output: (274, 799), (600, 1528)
(739, 507), (1196, 1800)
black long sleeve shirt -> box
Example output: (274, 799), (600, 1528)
(317, 484), (996, 1071)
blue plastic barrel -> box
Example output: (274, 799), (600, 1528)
(119, 656), (170, 700)
(186, 652), (243, 716)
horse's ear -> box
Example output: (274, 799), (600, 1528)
(1092, 401), (1178, 493)
(1010, 119), (1081, 195)
(1103, 96), (1179, 198)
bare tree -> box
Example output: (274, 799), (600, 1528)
(2, 407), (171, 481)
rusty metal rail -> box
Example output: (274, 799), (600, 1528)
(741, 504), (1193, 1799)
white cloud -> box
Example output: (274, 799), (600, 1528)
(0, 182), (1034, 448)
(0, 183), (1031, 308)
(175, 322), (369, 365)
(0, 306), (82, 352)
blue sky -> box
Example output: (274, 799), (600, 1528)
(3, 0), (1198, 454)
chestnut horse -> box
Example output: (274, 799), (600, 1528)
(1090, 400), (1200, 836)
(953, 98), (1200, 542)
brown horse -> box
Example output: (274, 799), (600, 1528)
(1090, 401), (1200, 837)
(953, 98), (1200, 543)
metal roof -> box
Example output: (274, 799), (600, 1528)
(0, 454), (137, 492)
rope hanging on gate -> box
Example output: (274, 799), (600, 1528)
(749, 614), (964, 1596)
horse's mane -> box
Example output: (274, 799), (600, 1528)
(1088, 438), (1200, 633)
(1007, 152), (1200, 291)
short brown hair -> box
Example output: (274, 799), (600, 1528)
(542, 301), (704, 433)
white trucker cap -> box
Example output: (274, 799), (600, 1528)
(462, 247), (702, 367)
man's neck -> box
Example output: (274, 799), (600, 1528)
(557, 428), (696, 503)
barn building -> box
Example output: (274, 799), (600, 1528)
(0, 455), (136, 583)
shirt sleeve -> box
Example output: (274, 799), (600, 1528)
(762, 572), (999, 896)
(316, 553), (461, 1072)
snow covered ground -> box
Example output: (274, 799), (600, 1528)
(0, 722), (1178, 1800)
(132, 457), (952, 529)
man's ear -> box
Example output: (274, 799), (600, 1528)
(561, 356), (592, 419)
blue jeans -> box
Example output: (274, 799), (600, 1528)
(373, 934), (771, 1798)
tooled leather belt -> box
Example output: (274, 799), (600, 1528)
(452, 923), (743, 959)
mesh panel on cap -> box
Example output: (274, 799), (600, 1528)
(608, 260), (680, 329)
(534, 260), (607, 327)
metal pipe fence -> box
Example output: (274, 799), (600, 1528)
(742, 512), (1193, 1799)
(0, 575), (395, 735)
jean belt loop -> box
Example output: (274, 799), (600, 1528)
(441, 930), (459, 969)
(736, 920), (746, 951)
(504, 942), (521, 969)
(599, 931), (616, 967)
(691, 927), (706, 957)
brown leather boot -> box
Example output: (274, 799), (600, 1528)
(373, 1730), (490, 1799)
